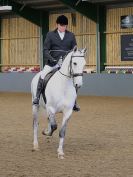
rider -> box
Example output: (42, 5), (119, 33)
(33, 15), (80, 111)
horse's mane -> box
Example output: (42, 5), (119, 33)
(63, 50), (72, 61)
(63, 48), (83, 61)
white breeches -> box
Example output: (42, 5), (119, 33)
(40, 64), (59, 79)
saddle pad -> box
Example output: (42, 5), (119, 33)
(42, 68), (59, 103)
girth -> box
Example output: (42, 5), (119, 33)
(42, 68), (59, 103)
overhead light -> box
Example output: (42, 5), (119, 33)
(0, 5), (12, 12)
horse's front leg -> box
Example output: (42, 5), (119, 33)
(32, 105), (39, 151)
(45, 107), (57, 136)
(58, 109), (72, 159)
(42, 117), (52, 136)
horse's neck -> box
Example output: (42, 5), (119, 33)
(59, 52), (72, 76)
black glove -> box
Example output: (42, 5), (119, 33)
(48, 58), (57, 67)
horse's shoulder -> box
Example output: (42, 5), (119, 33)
(32, 72), (41, 83)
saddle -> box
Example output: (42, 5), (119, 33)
(42, 67), (59, 103)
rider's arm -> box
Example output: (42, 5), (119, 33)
(71, 33), (77, 49)
(43, 32), (56, 66)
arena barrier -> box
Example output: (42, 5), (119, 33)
(2, 66), (40, 73)
(105, 66), (133, 74)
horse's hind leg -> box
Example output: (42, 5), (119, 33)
(58, 109), (72, 159)
(32, 105), (39, 151)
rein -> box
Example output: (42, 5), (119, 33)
(59, 70), (71, 78)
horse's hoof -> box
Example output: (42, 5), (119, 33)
(32, 144), (39, 151)
(42, 130), (52, 136)
(32, 148), (39, 152)
(58, 153), (65, 159)
(58, 152), (65, 159)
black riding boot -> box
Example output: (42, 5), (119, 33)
(73, 87), (80, 112)
(33, 77), (44, 105)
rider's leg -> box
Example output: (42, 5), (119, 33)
(73, 87), (80, 112)
(33, 76), (44, 105)
(33, 65), (53, 105)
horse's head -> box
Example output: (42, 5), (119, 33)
(69, 46), (86, 88)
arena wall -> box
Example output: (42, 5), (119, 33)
(0, 73), (133, 97)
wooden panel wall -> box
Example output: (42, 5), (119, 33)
(49, 12), (96, 68)
(1, 16), (40, 68)
(106, 7), (133, 66)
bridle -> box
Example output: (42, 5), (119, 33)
(69, 55), (84, 78)
(59, 54), (85, 78)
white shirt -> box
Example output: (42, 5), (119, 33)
(57, 30), (65, 40)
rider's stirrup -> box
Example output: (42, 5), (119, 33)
(33, 77), (43, 105)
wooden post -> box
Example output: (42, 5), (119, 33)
(96, 5), (100, 73)
(40, 11), (49, 67)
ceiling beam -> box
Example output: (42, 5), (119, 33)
(0, 0), (41, 26)
(31, 4), (65, 9)
(59, 0), (97, 22)
(90, 0), (119, 2)
(22, 0), (61, 5)
(16, 0), (57, 2)
(82, 0), (133, 3)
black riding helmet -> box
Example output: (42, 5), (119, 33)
(56, 15), (68, 25)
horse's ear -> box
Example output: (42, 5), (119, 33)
(73, 45), (78, 52)
(81, 47), (87, 54)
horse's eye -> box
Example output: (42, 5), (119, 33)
(73, 62), (77, 66)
